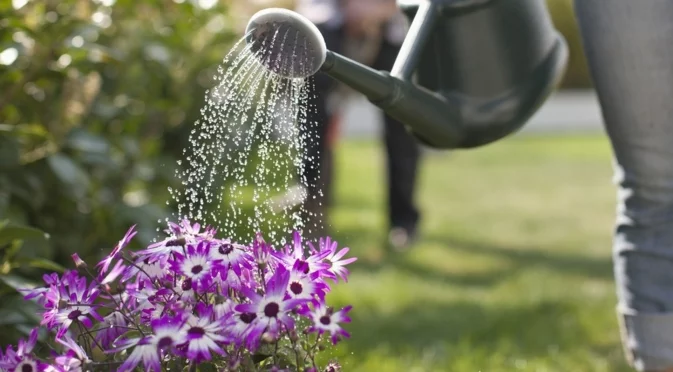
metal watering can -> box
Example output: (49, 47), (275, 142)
(246, 0), (568, 149)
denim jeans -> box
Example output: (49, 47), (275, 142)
(574, 1), (673, 370)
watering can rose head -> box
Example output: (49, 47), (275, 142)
(245, 8), (327, 79)
(7, 219), (356, 371)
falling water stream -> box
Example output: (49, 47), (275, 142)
(166, 30), (323, 245)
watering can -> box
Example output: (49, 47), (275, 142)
(246, 0), (568, 149)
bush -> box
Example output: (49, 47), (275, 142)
(0, 0), (238, 345)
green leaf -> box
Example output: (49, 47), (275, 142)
(14, 258), (65, 273)
(0, 274), (40, 292)
(65, 129), (110, 154)
(47, 153), (91, 199)
(0, 135), (20, 169)
(0, 223), (49, 246)
(196, 363), (218, 372)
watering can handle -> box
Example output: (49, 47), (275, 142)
(391, 1), (439, 81)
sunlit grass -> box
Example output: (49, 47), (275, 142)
(319, 134), (631, 371)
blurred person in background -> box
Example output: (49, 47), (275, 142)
(295, 0), (422, 250)
(574, 1), (673, 371)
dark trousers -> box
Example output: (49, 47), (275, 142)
(301, 25), (421, 232)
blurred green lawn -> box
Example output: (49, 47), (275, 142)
(317, 134), (632, 371)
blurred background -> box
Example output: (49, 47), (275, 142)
(0, 0), (628, 370)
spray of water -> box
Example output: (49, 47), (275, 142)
(166, 29), (325, 245)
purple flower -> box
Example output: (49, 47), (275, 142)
(286, 261), (327, 301)
(137, 236), (187, 264)
(40, 271), (103, 338)
(139, 219), (216, 263)
(180, 304), (229, 362)
(318, 238), (357, 283)
(0, 328), (45, 372)
(22, 272), (66, 306)
(169, 219), (217, 241)
(121, 256), (166, 285)
(111, 315), (187, 372)
(235, 265), (307, 341)
(228, 310), (260, 351)
(303, 303), (352, 345)
(252, 233), (271, 267)
(210, 240), (253, 276)
(100, 260), (127, 285)
(53, 335), (91, 372)
(168, 242), (223, 292)
(274, 231), (331, 275)
(96, 224), (136, 277)
(96, 311), (127, 349)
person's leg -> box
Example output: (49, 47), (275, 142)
(574, 2), (673, 371)
(372, 40), (421, 248)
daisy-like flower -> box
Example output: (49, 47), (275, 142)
(213, 266), (249, 293)
(214, 299), (258, 349)
(111, 315), (187, 372)
(174, 277), (196, 302)
(137, 235), (187, 264)
(286, 261), (327, 301)
(40, 271), (103, 338)
(100, 260), (127, 285)
(139, 219), (216, 263)
(273, 231), (330, 275)
(22, 272), (63, 306)
(210, 239), (253, 276)
(317, 237), (357, 283)
(95, 224), (137, 277)
(121, 256), (166, 285)
(0, 328), (46, 372)
(179, 303), (229, 362)
(303, 302), (352, 345)
(235, 265), (307, 342)
(229, 310), (260, 351)
(95, 311), (127, 349)
(252, 233), (271, 268)
(169, 219), (217, 241)
(169, 241), (223, 292)
(52, 335), (91, 372)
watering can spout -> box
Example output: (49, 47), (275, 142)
(245, 0), (568, 149)
(319, 50), (465, 147)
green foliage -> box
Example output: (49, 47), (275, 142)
(0, 0), (236, 261)
(0, 220), (59, 347)
(0, 0), (238, 345)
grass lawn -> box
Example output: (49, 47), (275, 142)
(318, 134), (632, 371)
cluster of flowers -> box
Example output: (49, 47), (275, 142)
(0, 220), (356, 371)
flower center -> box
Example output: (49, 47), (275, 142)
(264, 302), (280, 318)
(181, 278), (192, 291)
(20, 362), (35, 372)
(67, 310), (82, 320)
(240, 312), (257, 324)
(290, 282), (303, 295)
(297, 260), (310, 274)
(320, 315), (331, 325)
(166, 237), (186, 247)
(187, 326), (205, 338)
(218, 244), (234, 255)
(157, 336), (173, 349)
(191, 265), (203, 275)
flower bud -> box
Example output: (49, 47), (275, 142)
(289, 329), (299, 342)
(318, 344), (326, 351)
(261, 332), (276, 344)
(71, 253), (87, 269)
